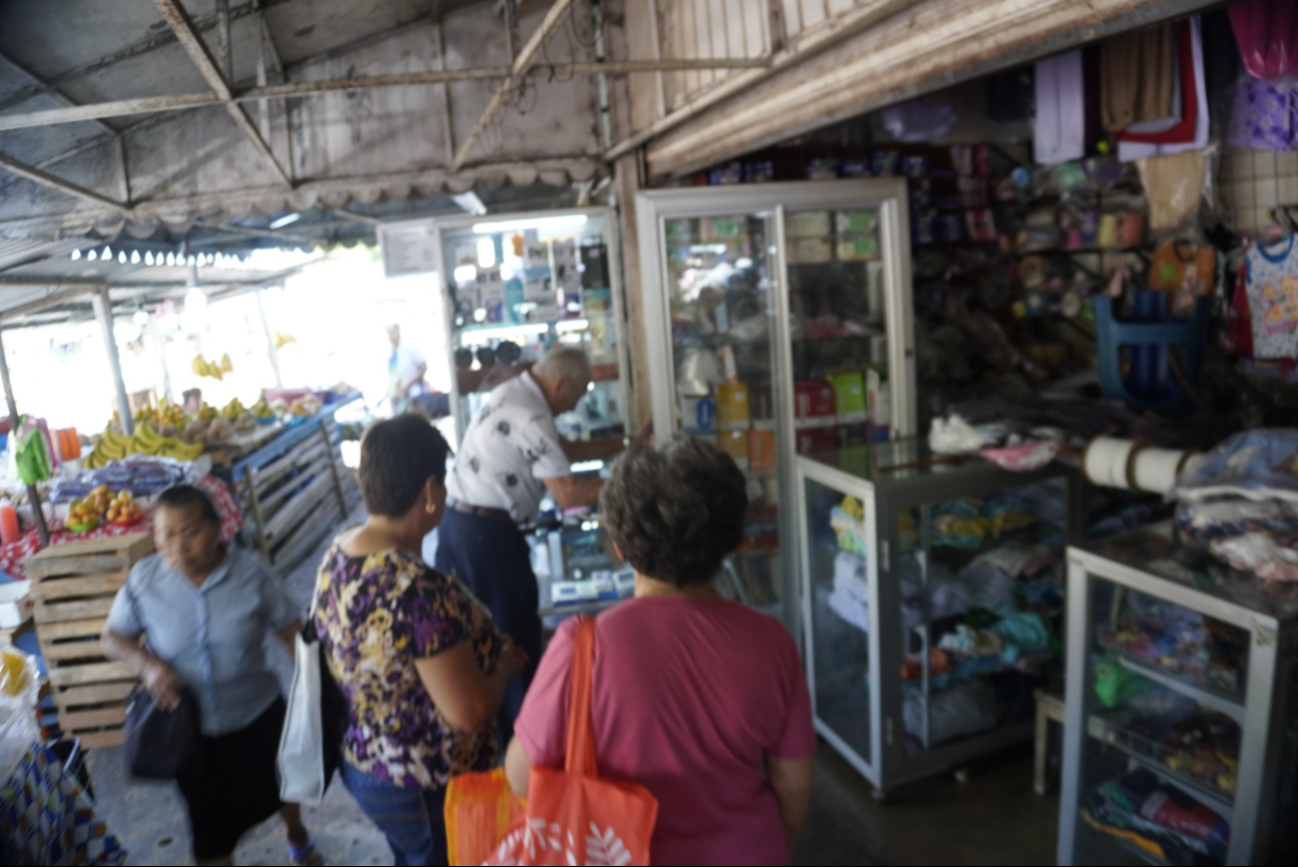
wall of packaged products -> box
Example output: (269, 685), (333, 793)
(429, 208), (630, 449)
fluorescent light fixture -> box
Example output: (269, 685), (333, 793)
(472, 214), (588, 235)
(270, 212), (301, 230)
(458, 322), (549, 346)
(554, 318), (589, 333)
(451, 192), (488, 216)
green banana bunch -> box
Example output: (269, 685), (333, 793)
(15, 426), (51, 486)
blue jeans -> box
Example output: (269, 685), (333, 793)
(341, 760), (448, 867)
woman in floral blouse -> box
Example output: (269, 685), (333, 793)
(314, 415), (525, 866)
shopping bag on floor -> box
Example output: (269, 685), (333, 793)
(482, 616), (659, 866)
(445, 767), (525, 866)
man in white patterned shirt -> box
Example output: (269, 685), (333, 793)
(436, 346), (606, 740)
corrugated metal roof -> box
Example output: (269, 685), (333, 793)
(0, 0), (604, 240)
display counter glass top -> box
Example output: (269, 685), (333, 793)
(1071, 523), (1298, 625)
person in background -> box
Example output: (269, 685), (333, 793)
(388, 324), (428, 414)
(182, 388), (203, 416)
(101, 485), (321, 867)
(436, 346), (619, 743)
(315, 415), (525, 866)
(506, 438), (816, 866)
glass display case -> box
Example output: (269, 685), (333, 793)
(432, 207), (629, 447)
(795, 442), (1082, 796)
(635, 181), (917, 628)
(1058, 525), (1298, 866)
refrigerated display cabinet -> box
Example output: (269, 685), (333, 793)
(430, 207), (630, 448)
(1057, 525), (1298, 866)
(635, 180), (917, 628)
(795, 442), (1082, 797)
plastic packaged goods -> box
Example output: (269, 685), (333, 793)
(1171, 429), (1298, 504)
(715, 382), (751, 432)
(1175, 499), (1298, 540)
(1210, 533), (1298, 582)
(1082, 769), (1229, 865)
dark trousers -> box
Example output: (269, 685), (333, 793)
(434, 508), (540, 744)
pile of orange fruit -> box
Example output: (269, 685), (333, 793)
(106, 490), (143, 525)
(67, 485), (111, 530)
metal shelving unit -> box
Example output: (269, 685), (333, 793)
(1057, 523), (1298, 866)
(794, 440), (1082, 798)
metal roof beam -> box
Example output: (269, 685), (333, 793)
(0, 151), (128, 211)
(0, 59), (769, 132)
(0, 51), (119, 140)
(152, 0), (293, 189)
(450, 0), (581, 172)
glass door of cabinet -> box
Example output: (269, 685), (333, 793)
(649, 208), (784, 620)
(638, 181), (916, 632)
(798, 461), (879, 782)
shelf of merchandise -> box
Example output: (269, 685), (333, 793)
(794, 442), (1083, 798)
(1085, 713), (1235, 820)
(1057, 523), (1298, 866)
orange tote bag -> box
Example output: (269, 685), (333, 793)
(485, 616), (658, 866)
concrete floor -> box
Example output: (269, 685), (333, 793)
(81, 512), (1063, 865)
(86, 739), (1060, 866)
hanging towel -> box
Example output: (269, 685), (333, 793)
(1101, 23), (1176, 131)
(1034, 50), (1086, 164)
(1119, 17), (1209, 162)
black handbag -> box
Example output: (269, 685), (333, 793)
(119, 574), (205, 780)
(123, 683), (205, 779)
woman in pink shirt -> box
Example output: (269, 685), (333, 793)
(506, 438), (815, 866)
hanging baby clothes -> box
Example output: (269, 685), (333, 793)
(1034, 50), (1086, 165)
(1101, 23), (1176, 132)
(1244, 235), (1298, 359)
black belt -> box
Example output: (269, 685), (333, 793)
(450, 501), (514, 524)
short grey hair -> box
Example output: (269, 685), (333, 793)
(533, 346), (592, 387)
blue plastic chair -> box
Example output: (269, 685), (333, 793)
(1092, 290), (1211, 418)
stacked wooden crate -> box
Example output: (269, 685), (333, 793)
(24, 532), (153, 748)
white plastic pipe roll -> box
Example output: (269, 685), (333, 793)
(1083, 436), (1197, 495)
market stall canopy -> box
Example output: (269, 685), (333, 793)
(0, 0), (621, 240)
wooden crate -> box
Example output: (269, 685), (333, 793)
(25, 532), (153, 748)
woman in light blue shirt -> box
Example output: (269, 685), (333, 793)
(102, 484), (321, 867)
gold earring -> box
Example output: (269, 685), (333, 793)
(425, 502), (438, 515)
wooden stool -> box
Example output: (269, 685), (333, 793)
(1034, 687), (1066, 795)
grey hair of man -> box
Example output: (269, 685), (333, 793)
(533, 346), (592, 389)
(532, 345), (592, 416)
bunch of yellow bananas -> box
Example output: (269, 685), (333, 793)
(83, 422), (204, 468)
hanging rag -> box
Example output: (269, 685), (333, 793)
(1102, 23), (1177, 132)
(1229, 0), (1298, 80)
(1034, 50), (1086, 165)
(1136, 150), (1206, 232)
